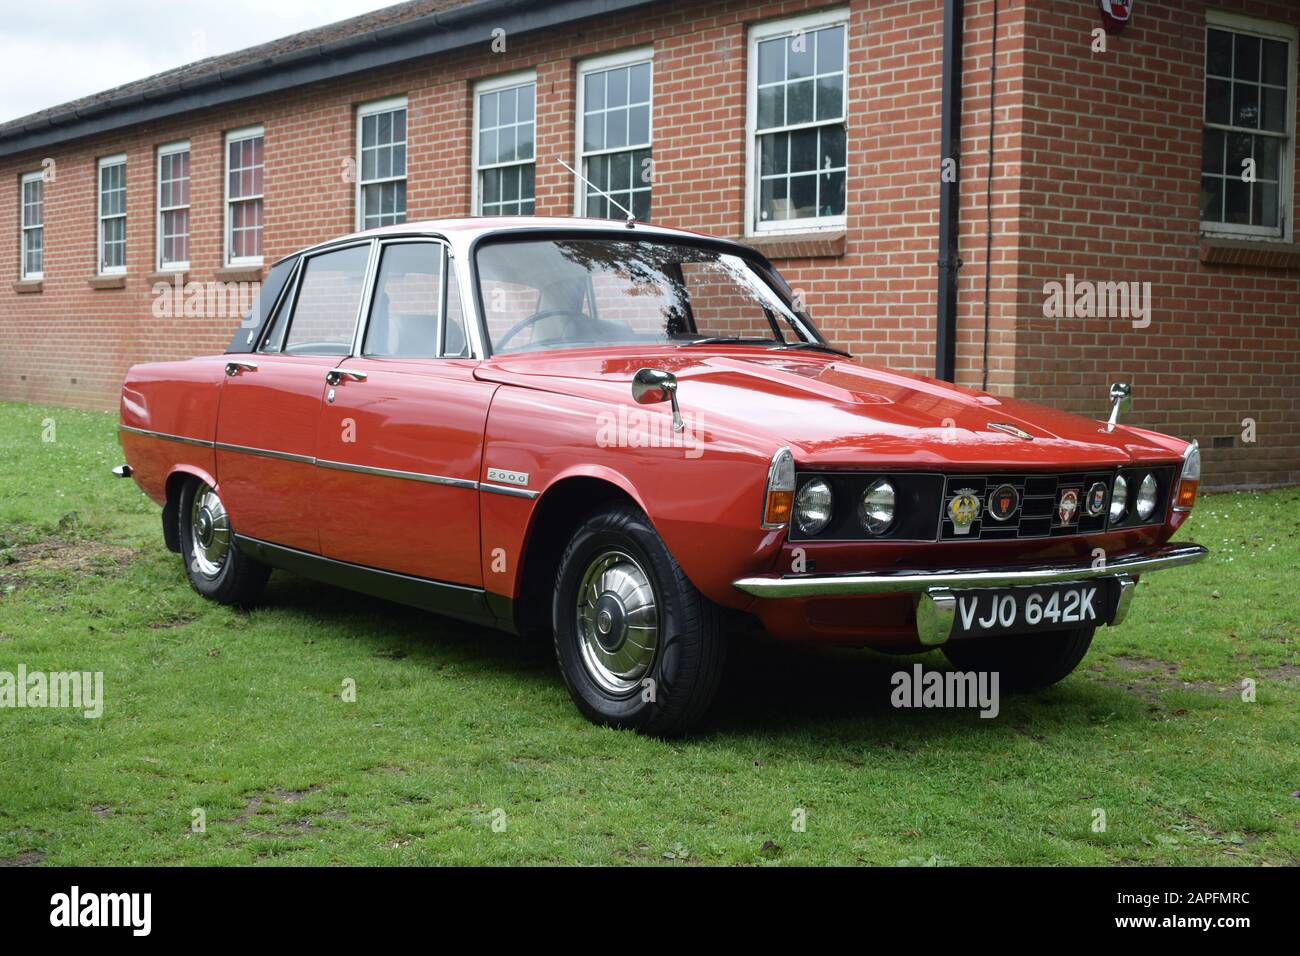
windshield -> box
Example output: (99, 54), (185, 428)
(475, 237), (820, 353)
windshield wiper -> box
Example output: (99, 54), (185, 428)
(768, 341), (852, 357)
(677, 336), (775, 347)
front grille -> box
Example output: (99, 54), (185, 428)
(939, 472), (1114, 540)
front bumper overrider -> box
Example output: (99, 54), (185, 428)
(732, 542), (1208, 646)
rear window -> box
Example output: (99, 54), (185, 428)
(281, 245), (370, 355)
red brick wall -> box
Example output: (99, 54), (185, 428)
(1, 0), (1297, 488)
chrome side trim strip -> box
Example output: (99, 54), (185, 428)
(480, 482), (541, 499)
(119, 424), (215, 448)
(315, 458), (478, 489)
(213, 441), (315, 465)
(733, 543), (1209, 598)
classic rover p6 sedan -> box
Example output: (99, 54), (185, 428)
(117, 217), (1207, 734)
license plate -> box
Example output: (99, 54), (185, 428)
(949, 582), (1114, 639)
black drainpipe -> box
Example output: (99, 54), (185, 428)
(935, 0), (963, 383)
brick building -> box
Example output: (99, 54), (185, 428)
(1, 0), (1297, 488)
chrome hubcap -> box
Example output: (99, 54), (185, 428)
(189, 484), (230, 577)
(575, 549), (659, 696)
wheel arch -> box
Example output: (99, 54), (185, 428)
(511, 472), (646, 638)
(162, 465), (218, 554)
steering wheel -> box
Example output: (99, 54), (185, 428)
(495, 309), (593, 352)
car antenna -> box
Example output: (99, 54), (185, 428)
(558, 157), (637, 228)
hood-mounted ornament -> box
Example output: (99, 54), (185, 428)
(988, 422), (1034, 441)
(1104, 382), (1132, 432)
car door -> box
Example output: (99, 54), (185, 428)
(215, 240), (375, 554)
(314, 238), (495, 586)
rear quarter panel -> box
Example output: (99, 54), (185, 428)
(119, 357), (226, 504)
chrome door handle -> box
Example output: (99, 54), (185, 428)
(225, 361), (258, 377)
(326, 369), (368, 385)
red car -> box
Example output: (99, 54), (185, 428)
(116, 217), (1207, 734)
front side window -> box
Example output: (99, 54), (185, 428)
(577, 52), (652, 221)
(1201, 15), (1295, 237)
(282, 244), (371, 355)
(226, 126), (264, 264)
(476, 237), (818, 354)
(364, 242), (445, 359)
(98, 156), (127, 274)
(20, 172), (43, 279)
(157, 142), (190, 270)
(475, 75), (535, 216)
(357, 99), (407, 230)
(748, 11), (848, 233)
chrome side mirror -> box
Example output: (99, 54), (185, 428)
(632, 367), (684, 432)
(1105, 382), (1132, 432)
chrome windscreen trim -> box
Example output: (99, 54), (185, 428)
(119, 424), (215, 448)
(480, 482), (541, 499)
(213, 441), (315, 465)
(315, 458), (478, 489)
(733, 542), (1208, 598)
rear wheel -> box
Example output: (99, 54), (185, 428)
(178, 478), (269, 607)
(552, 504), (726, 736)
(941, 626), (1095, 691)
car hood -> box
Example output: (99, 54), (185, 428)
(476, 348), (1185, 469)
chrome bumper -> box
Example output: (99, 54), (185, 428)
(733, 542), (1208, 646)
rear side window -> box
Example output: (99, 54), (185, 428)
(282, 244), (371, 355)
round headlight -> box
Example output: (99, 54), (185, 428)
(794, 479), (833, 535)
(858, 479), (896, 535)
(1109, 475), (1128, 522)
(1136, 473), (1158, 520)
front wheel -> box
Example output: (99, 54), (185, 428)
(178, 478), (270, 607)
(552, 504), (726, 736)
(940, 626), (1095, 691)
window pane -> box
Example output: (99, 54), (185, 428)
(1262, 38), (1287, 86)
(816, 25), (845, 74)
(607, 109), (627, 149)
(480, 91), (498, 129)
(364, 243), (443, 358)
(1224, 177), (1250, 224)
(607, 68), (628, 108)
(630, 62), (651, 104)
(820, 124), (846, 170)
(789, 174), (817, 218)
(285, 245), (370, 353)
(517, 83), (535, 121)
(789, 127), (818, 172)
(1256, 135), (1281, 181)
(1206, 29), (1233, 77)
(819, 169), (846, 216)
(584, 111), (604, 151)
(1205, 78), (1230, 124)
(787, 78), (815, 125)
(757, 85), (783, 130)
(1226, 132), (1252, 174)
(628, 104), (650, 146)
(757, 37), (784, 85)
(517, 123), (534, 161)
(816, 74), (844, 121)
(1233, 33), (1260, 81)
(1201, 129), (1224, 174)
(1200, 175), (1223, 221)
(1254, 181), (1278, 228)
(1260, 87), (1286, 132)
(1232, 82), (1258, 128)
(585, 72), (605, 111)
(787, 32), (815, 79)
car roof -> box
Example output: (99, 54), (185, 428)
(275, 216), (752, 266)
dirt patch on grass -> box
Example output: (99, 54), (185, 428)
(1095, 656), (1243, 703)
(0, 850), (44, 867)
(0, 537), (135, 589)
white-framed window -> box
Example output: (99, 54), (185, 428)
(225, 125), (265, 265)
(20, 171), (44, 280)
(97, 154), (127, 274)
(1201, 11), (1296, 239)
(473, 72), (536, 216)
(576, 49), (653, 221)
(356, 97), (407, 230)
(746, 8), (849, 235)
(156, 141), (190, 271)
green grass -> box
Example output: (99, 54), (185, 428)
(0, 400), (1296, 866)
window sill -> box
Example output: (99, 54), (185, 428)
(1199, 236), (1300, 270)
(13, 279), (43, 294)
(88, 275), (127, 290)
(738, 230), (846, 260)
(214, 264), (265, 283)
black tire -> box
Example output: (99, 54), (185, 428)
(552, 503), (726, 736)
(178, 478), (270, 607)
(940, 626), (1095, 691)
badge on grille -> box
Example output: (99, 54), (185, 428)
(1058, 487), (1081, 524)
(1086, 481), (1107, 516)
(948, 488), (980, 535)
(987, 483), (1019, 522)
